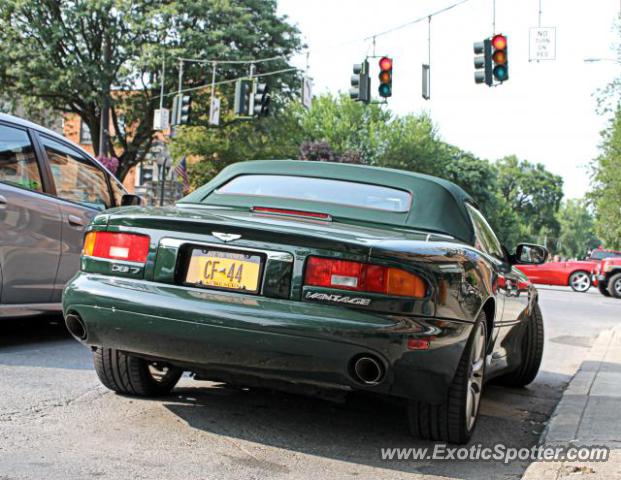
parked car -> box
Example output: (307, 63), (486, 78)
(515, 248), (621, 293)
(0, 113), (129, 318)
(63, 160), (547, 444)
(595, 257), (621, 298)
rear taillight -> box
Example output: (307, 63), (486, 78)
(304, 256), (426, 298)
(82, 232), (150, 263)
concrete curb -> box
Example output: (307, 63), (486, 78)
(522, 326), (621, 480)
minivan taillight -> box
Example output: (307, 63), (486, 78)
(304, 256), (426, 298)
(82, 232), (150, 263)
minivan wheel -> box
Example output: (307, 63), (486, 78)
(407, 313), (487, 444)
(93, 347), (182, 397)
(569, 271), (591, 293)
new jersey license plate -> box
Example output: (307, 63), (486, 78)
(185, 249), (262, 293)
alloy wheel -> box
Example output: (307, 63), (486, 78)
(570, 272), (590, 292)
(466, 322), (486, 431)
(614, 278), (621, 297)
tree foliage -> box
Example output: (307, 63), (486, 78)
(0, 0), (302, 179)
(591, 107), (621, 249)
(557, 199), (601, 259)
(495, 155), (564, 249)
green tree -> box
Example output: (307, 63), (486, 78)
(375, 113), (444, 174)
(496, 155), (564, 245)
(0, 0), (302, 180)
(300, 94), (390, 163)
(556, 199), (601, 258)
(170, 101), (305, 187)
(591, 107), (621, 249)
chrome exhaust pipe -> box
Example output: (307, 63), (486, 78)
(352, 356), (384, 385)
(65, 313), (87, 341)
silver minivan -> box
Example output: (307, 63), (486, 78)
(0, 113), (127, 317)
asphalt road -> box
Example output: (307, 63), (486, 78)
(1, 286), (619, 480)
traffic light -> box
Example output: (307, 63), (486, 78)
(491, 34), (509, 82)
(251, 80), (270, 117)
(349, 60), (370, 103)
(178, 94), (191, 125)
(378, 56), (393, 98)
(473, 39), (492, 86)
(234, 79), (252, 116)
(171, 94), (192, 125)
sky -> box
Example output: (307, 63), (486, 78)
(277, 0), (620, 200)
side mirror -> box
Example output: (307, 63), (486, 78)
(120, 194), (142, 207)
(513, 243), (549, 265)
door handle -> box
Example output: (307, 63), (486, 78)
(0, 195), (6, 204)
(67, 214), (86, 227)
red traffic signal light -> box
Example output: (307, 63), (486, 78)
(491, 34), (507, 50)
(378, 56), (393, 98)
(379, 56), (393, 71)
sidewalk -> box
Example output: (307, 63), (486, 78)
(523, 325), (621, 479)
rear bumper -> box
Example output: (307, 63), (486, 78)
(63, 273), (473, 404)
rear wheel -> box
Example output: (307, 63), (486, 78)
(598, 282), (611, 297)
(407, 313), (487, 444)
(608, 273), (621, 299)
(569, 271), (591, 292)
(496, 303), (544, 387)
(93, 347), (182, 397)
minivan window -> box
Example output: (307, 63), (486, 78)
(215, 175), (412, 213)
(42, 137), (111, 210)
(0, 125), (42, 192)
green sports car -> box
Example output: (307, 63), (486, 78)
(63, 160), (547, 444)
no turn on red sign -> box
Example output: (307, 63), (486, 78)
(529, 27), (556, 61)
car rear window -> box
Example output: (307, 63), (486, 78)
(214, 175), (412, 213)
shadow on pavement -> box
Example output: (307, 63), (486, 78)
(0, 314), (71, 349)
(0, 314), (92, 370)
(161, 369), (572, 479)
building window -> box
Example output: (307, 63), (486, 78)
(79, 119), (92, 144)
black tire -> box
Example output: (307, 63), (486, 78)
(568, 270), (591, 293)
(608, 273), (621, 299)
(93, 347), (182, 397)
(598, 282), (611, 297)
(496, 303), (544, 387)
(407, 313), (487, 444)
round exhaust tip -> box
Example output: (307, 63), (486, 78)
(352, 356), (384, 385)
(65, 313), (87, 341)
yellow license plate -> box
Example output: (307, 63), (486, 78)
(185, 249), (262, 293)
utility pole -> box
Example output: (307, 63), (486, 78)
(159, 59), (165, 113)
(98, 36), (112, 158)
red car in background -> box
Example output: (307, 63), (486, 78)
(516, 248), (621, 292)
(595, 256), (621, 298)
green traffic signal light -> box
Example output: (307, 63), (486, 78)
(493, 65), (508, 81)
(378, 83), (391, 97)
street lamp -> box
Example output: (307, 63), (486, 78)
(156, 155), (172, 207)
